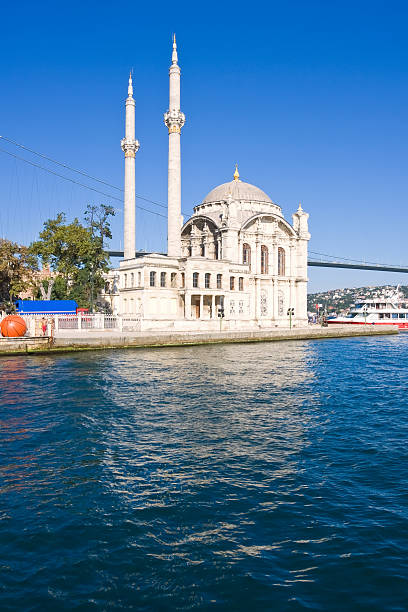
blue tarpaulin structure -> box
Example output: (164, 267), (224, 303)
(15, 300), (78, 314)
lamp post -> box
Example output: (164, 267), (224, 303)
(287, 307), (295, 329)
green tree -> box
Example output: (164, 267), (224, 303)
(30, 205), (114, 310)
(84, 204), (115, 312)
(0, 238), (38, 310)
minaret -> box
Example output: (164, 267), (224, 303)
(121, 73), (140, 260)
(164, 35), (185, 257)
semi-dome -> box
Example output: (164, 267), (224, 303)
(202, 172), (273, 205)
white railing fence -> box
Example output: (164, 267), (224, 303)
(19, 314), (141, 334)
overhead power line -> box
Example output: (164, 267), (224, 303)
(0, 147), (167, 219)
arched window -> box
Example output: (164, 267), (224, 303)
(130, 273), (134, 286)
(261, 245), (268, 274)
(124, 274), (127, 288)
(193, 272), (199, 288)
(205, 273), (210, 288)
(278, 248), (285, 276)
(138, 271), (141, 286)
(243, 243), (251, 266)
(150, 271), (156, 287)
(239, 277), (244, 291)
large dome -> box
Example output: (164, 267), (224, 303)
(202, 179), (273, 205)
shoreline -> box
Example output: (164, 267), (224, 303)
(0, 325), (398, 356)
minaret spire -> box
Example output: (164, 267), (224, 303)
(121, 73), (140, 260)
(164, 35), (185, 257)
(172, 34), (178, 64)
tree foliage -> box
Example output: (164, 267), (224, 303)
(0, 239), (38, 310)
(30, 205), (115, 309)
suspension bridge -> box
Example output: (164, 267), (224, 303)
(1, 134), (408, 276)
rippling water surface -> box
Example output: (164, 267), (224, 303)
(1, 335), (408, 610)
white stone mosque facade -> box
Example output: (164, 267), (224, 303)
(103, 38), (310, 330)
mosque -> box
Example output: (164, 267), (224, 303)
(102, 38), (310, 330)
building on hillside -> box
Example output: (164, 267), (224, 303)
(100, 37), (310, 330)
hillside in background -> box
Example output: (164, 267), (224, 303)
(307, 285), (408, 314)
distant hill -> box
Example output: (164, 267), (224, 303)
(307, 285), (408, 314)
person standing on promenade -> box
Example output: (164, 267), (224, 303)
(41, 317), (47, 336)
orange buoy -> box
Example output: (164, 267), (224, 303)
(0, 315), (27, 338)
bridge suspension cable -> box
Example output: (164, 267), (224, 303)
(0, 136), (191, 217)
(0, 147), (167, 219)
(0, 135), (189, 217)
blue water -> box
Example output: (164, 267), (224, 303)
(1, 336), (408, 611)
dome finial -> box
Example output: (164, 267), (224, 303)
(234, 163), (240, 181)
(298, 201), (303, 211)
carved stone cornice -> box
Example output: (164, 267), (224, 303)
(121, 138), (140, 158)
(164, 109), (185, 134)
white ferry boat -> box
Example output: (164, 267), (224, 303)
(327, 298), (408, 329)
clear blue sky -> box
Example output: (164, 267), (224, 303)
(1, 0), (407, 291)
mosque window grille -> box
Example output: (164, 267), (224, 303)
(217, 274), (222, 289)
(239, 277), (244, 291)
(171, 272), (177, 288)
(205, 273), (211, 289)
(243, 243), (251, 266)
(160, 272), (166, 288)
(261, 245), (269, 274)
(150, 271), (156, 287)
(278, 247), (286, 276)
(230, 276), (235, 291)
(193, 272), (199, 288)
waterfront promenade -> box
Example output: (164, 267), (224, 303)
(0, 324), (398, 355)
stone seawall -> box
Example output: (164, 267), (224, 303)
(0, 325), (398, 355)
(0, 336), (51, 354)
